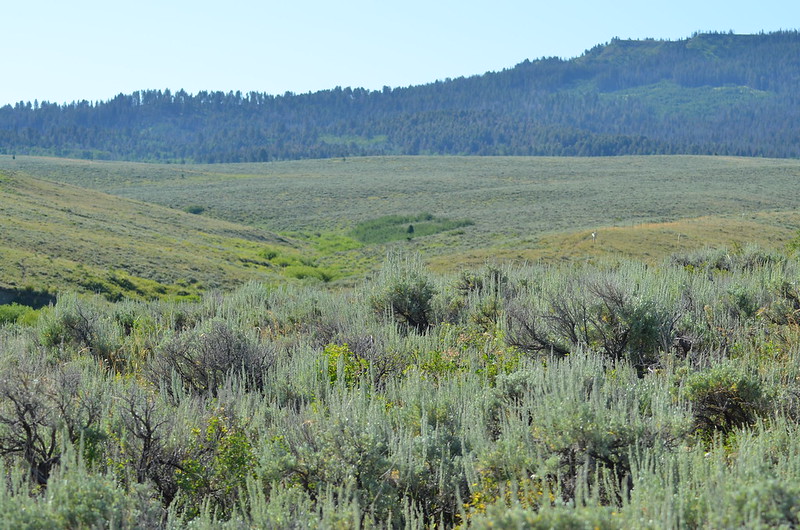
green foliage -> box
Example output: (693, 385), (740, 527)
(0, 303), (35, 325)
(299, 231), (363, 255)
(183, 204), (205, 214)
(258, 246), (280, 261)
(350, 213), (474, 244)
(679, 362), (765, 437)
(175, 413), (256, 519)
(412, 324), (519, 383)
(256, 245), (337, 282)
(284, 264), (334, 282)
(322, 343), (368, 387)
(787, 230), (800, 254)
(369, 252), (437, 333)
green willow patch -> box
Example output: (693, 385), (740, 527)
(350, 213), (474, 244)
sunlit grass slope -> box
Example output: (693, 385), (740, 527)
(429, 212), (800, 270)
(0, 170), (322, 301)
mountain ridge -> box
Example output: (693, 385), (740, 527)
(1, 30), (798, 162)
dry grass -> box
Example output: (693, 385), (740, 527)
(428, 212), (800, 270)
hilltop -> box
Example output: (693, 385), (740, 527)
(0, 31), (798, 162)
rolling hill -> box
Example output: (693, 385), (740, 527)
(0, 167), (329, 304)
(3, 154), (800, 298)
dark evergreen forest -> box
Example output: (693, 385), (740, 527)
(2, 31), (799, 162)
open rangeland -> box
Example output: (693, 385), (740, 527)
(3, 154), (800, 286)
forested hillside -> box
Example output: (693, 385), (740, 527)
(1, 31), (798, 162)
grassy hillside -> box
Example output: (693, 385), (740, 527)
(430, 212), (800, 269)
(0, 168), (338, 303)
(4, 154), (800, 277)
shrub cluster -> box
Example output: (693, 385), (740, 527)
(1, 248), (800, 527)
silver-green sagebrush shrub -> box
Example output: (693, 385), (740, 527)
(215, 280), (274, 329)
(0, 447), (163, 529)
(0, 352), (110, 486)
(149, 318), (275, 396)
(677, 361), (766, 438)
(3, 249), (800, 527)
(252, 389), (400, 524)
(504, 264), (684, 373)
(368, 252), (437, 333)
(386, 371), (477, 526)
(471, 352), (692, 515)
(626, 417), (800, 528)
(38, 293), (124, 369)
(466, 502), (620, 529)
(188, 480), (382, 529)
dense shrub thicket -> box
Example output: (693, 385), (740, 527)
(2, 247), (800, 527)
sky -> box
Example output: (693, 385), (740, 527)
(3, 0), (798, 106)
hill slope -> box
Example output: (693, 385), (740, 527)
(0, 169), (320, 303)
(0, 31), (798, 162)
(4, 155), (800, 281)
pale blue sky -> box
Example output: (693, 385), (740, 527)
(4, 0), (798, 106)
